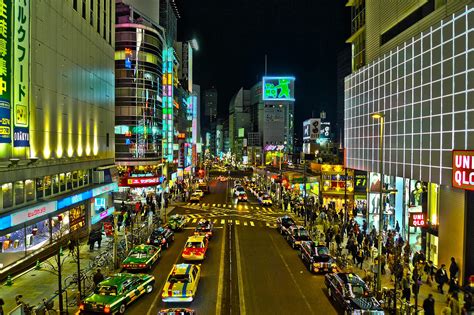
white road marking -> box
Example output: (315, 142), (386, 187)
(228, 219), (233, 224)
(235, 220), (240, 225)
(250, 221), (255, 226)
(215, 224), (227, 315)
(221, 219), (225, 224)
(243, 221), (248, 226)
(212, 203), (216, 207)
(192, 218), (198, 223)
(234, 226), (247, 315)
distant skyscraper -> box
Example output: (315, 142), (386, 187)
(203, 88), (218, 125)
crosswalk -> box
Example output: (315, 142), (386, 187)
(183, 217), (278, 228)
(184, 202), (282, 214)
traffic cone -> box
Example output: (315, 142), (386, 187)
(35, 260), (41, 270)
(5, 274), (12, 286)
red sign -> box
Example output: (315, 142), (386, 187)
(452, 150), (474, 191)
(409, 213), (427, 227)
(121, 176), (160, 187)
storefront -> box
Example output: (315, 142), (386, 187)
(353, 170), (368, 224)
(0, 182), (118, 274)
(321, 164), (354, 212)
(263, 144), (286, 166)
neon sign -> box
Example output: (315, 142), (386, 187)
(409, 212), (427, 227)
(452, 150), (474, 191)
(262, 76), (295, 101)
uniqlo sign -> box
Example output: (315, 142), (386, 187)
(452, 150), (474, 191)
(409, 212), (427, 227)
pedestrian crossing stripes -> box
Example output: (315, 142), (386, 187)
(184, 203), (281, 214)
(183, 218), (278, 228)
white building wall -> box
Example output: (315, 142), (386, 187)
(344, 5), (473, 186)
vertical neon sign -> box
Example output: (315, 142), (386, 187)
(162, 47), (174, 162)
(0, 0), (12, 153)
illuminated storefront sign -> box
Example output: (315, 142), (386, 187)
(92, 182), (118, 197)
(57, 183), (117, 209)
(0, 0), (12, 145)
(13, 0), (30, 147)
(162, 47), (175, 162)
(125, 177), (160, 187)
(264, 144), (285, 152)
(91, 207), (115, 225)
(452, 150), (474, 191)
(409, 212), (427, 227)
(354, 170), (367, 193)
(262, 76), (295, 101)
(10, 201), (57, 227)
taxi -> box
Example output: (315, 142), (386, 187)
(159, 309), (195, 315)
(194, 219), (214, 239)
(259, 194), (273, 206)
(182, 235), (209, 261)
(162, 264), (201, 303)
(168, 214), (187, 231)
(80, 273), (154, 314)
(121, 244), (161, 271)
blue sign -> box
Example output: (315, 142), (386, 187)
(57, 190), (93, 209)
(0, 215), (11, 230)
(91, 207), (115, 225)
(0, 104), (11, 143)
(13, 126), (29, 147)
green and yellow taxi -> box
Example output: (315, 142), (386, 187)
(161, 264), (201, 303)
(168, 214), (187, 231)
(121, 244), (161, 271)
(80, 273), (154, 314)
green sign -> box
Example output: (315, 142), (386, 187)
(263, 76), (295, 101)
(0, 0), (12, 145)
(13, 0), (30, 147)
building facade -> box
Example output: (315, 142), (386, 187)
(0, 0), (116, 278)
(344, 1), (473, 284)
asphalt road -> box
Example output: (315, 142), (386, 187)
(126, 175), (338, 315)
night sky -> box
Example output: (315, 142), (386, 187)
(176, 0), (350, 135)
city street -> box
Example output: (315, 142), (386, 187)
(126, 177), (337, 315)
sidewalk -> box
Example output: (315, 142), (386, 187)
(0, 235), (116, 314)
(338, 247), (463, 314)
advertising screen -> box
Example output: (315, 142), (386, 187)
(262, 76), (295, 101)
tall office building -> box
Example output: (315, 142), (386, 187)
(0, 0), (116, 278)
(228, 88), (251, 162)
(203, 88), (218, 125)
(344, 0), (474, 284)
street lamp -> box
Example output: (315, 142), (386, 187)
(372, 112), (385, 294)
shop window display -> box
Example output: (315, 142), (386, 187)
(0, 229), (26, 270)
(2, 183), (13, 209)
(51, 213), (70, 241)
(69, 204), (86, 233)
(25, 219), (51, 255)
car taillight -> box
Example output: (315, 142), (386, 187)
(79, 303), (85, 310)
(161, 239), (166, 244)
(140, 264), (146, 268)
(104, 305), (111, 313)
(186, 290), (193, 296)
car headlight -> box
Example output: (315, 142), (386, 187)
(186, 290), (193, 296)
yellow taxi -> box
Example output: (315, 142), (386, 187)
(181, 235), (209, 261)
(161, 264), (201, 303)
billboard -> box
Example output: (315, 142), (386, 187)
(320, 121), (331, 140)
(452, 150), (474, 191)
(303, 119), (320, 141)
(0, 0), (12, 146)
(262, 76), (295, 101)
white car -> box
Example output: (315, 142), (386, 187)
(190, 193), (201, 202)
(195, 189), (204, 197)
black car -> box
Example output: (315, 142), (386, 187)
(286, 225), (311, 249)
(276, 215), (296, 236)
(147, 227), (175, 249)
(325, 273), (384, 314)
(299, 241), (337, 273)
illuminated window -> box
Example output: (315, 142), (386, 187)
(59, 173), (66, 192)
(25, 180), (35, 202)
(14, 181), (25, 205)
(2, 183), (13, 209)
(36, 178), (44, 199)
(44, 176), (52, 197)
(66, 172), (73, 190)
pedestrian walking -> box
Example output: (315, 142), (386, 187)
(436, 264), (449, 294)
(449, 257), (459, 281)
(93, 269), (105, 287)
(0, 298), (4, 315)
(423, 294), (435, 315)
(356, 247), (365, 268)
(402, 273), (411, 301)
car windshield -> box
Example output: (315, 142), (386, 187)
(348, 284), (368, 297)
(262, 195), (271, 200)
(168, 274), (190, 283)
(296, 229), (309, 237)
(282, 218), (295, 226)
(186, 241), (203, 248)
(95, 285), (117, 296)
(197, 221), (210, 228)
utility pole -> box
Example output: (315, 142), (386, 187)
(57, 246), (64, 314)
(75, 238), (82, 300)
(303, 160), (307, 227)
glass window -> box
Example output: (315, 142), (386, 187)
(25, 180), (35, 202)
(44, 176), (52, 197)
(35, 178), (43, 199)
(52, 174), (59, 194)
(0, 227), (27, 269)
(25, 218), (51, 256)
(52, 212), (70, 241)
(14, 181), (24, 205)
(66, 172), (72, 191)
(84, 170), (90, 185)
(2, 183), (13, 209)
(77, 170), (83, 186)
(59, 173), (66, 192)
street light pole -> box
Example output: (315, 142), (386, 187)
(372, 113), (385, 294)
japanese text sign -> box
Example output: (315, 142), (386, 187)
(13, 0), (29, 147)
(452, 150), (474, 191)
(0, 0), (12, 144)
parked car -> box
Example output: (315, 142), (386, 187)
(276, 215), (296, 236)
(121, 244), (161, 271)
(190, 192), (201, 203)
(80, 273), (155, 314)
(168, 214), (187, 231)
(147, 227), (175, 249)
(325, 272), (384, 314)
(286, 225), (311, 249)
(299, 241), (337, 273)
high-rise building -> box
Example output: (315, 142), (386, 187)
(228, 88), (251, 162)
(203, 88), (218, 125)
(0, 0), (116, 278)
(344, 0), (473, 284)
